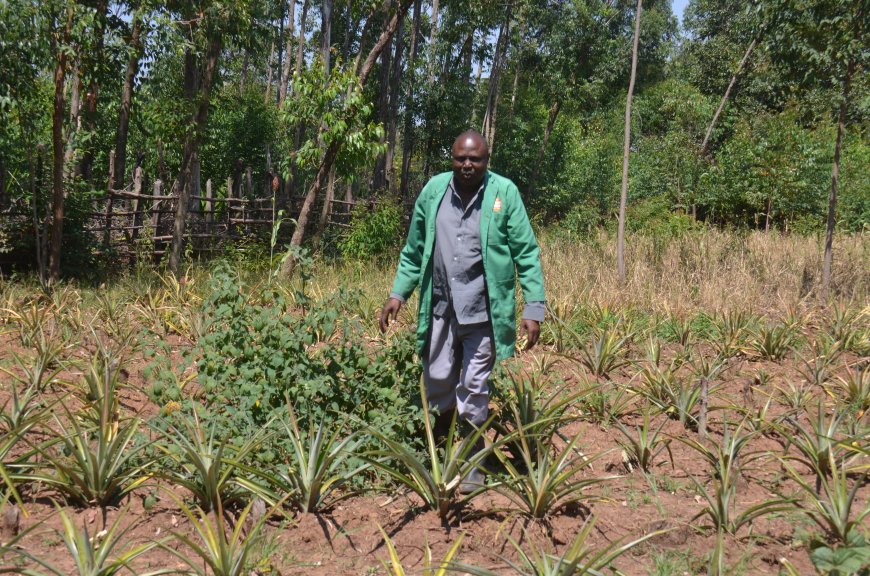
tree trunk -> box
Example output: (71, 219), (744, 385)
(372, 3), (396, 193)
(293, 0), (309, 96)
(821, 58), (854, 300)
(287, 0), (310, 199)
(321, 0), (333, 72)
(168, 36), (222, 275)
(263, 43), (274, 100)
(282, 0), (413, 277)
(700, 37), (758, 156)
(315, 167), (336, 246)
(617, 0), (642, 284)
(427, 0), (439, 85)
(64, 63), (81, 179)
(48, 4), (75, 282)
(384, 10), (405, 193)
(482, 5), (511, 149)
(527, 99), (561, 196)
(113, 7), (143, 191)
(399, 0), (422, 202)
(279, 0), (297, 107)
(77, 0), (107, 183)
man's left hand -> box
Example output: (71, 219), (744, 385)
(520, 319), (540, 350)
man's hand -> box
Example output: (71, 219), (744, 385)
(520, 319), (540, 350)
(379, 298), (403, 333)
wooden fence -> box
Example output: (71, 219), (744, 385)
(89, 166), (364, 261)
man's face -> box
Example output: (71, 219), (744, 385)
(451, 135), (489, 191)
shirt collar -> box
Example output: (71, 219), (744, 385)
(448, 175), (487, 209)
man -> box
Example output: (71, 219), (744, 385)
(379, 130), (545, 490)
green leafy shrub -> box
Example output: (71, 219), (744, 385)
(146, 263), (423, 468)
(339, 201), (405, 261)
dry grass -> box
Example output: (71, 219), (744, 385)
(540, 230), (868, 318)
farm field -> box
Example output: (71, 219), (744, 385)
(0, 230), (867, 575)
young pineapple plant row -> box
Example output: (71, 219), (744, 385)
(1, 266), (867, 575)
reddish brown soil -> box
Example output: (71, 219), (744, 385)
(1, 327), (867, 575)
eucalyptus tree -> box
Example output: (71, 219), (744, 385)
(761, 0), (867, 297)
(617, 0), (642, 283)
(166, 0), (260, 275)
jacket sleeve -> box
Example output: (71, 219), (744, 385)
(506, 184), (546, 304)
(390, 188), (428, 300)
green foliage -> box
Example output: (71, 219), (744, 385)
(280, 61), (384, 178)
(339, 201), (404, 261)
(146, 262), (423, 469)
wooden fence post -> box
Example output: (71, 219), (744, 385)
(150, 179), (162, 244)
(190, 154), (201, 212)
(104, 149), (116, 246)
(131, 166), (143, 241)
(205, 178), (213, 229)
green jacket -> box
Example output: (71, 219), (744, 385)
(390, 171), (545, 361)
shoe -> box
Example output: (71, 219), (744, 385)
(458, 466), (485, 495)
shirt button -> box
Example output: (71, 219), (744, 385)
(453, 257), (458, 262)
(457, 236), (462, 241)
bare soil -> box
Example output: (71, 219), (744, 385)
(1, 329), (867, 576)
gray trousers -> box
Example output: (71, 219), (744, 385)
(423, 314), (495, 427)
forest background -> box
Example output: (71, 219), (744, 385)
(0, 0), (866, 282)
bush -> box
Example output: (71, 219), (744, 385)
(146, 262), (424, 464)
(339, 201), (405, 261)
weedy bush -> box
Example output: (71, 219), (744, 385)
(146, 262), (424, 468)
(661, 312), (693, 347)
(339, 201), (404, 261)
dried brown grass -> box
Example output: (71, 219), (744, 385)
(540, 229), (868, 317)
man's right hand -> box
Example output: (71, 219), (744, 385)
(379, 298), (403, 333)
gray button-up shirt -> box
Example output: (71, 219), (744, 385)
(431, 179), (488, 323)
(392, 176), (545, 324)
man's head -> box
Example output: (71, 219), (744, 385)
(451, 131), (489, 193)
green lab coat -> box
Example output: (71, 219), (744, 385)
(390, 171), (546, 361)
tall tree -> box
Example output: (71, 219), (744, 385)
(48, 1), (75, 282)
(481, 2), (511, 149)
(282, 0), (414, 277)
(617, 0), (643, 283)
(112, 3), (145, 191)
(399, 0), (422, 200)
